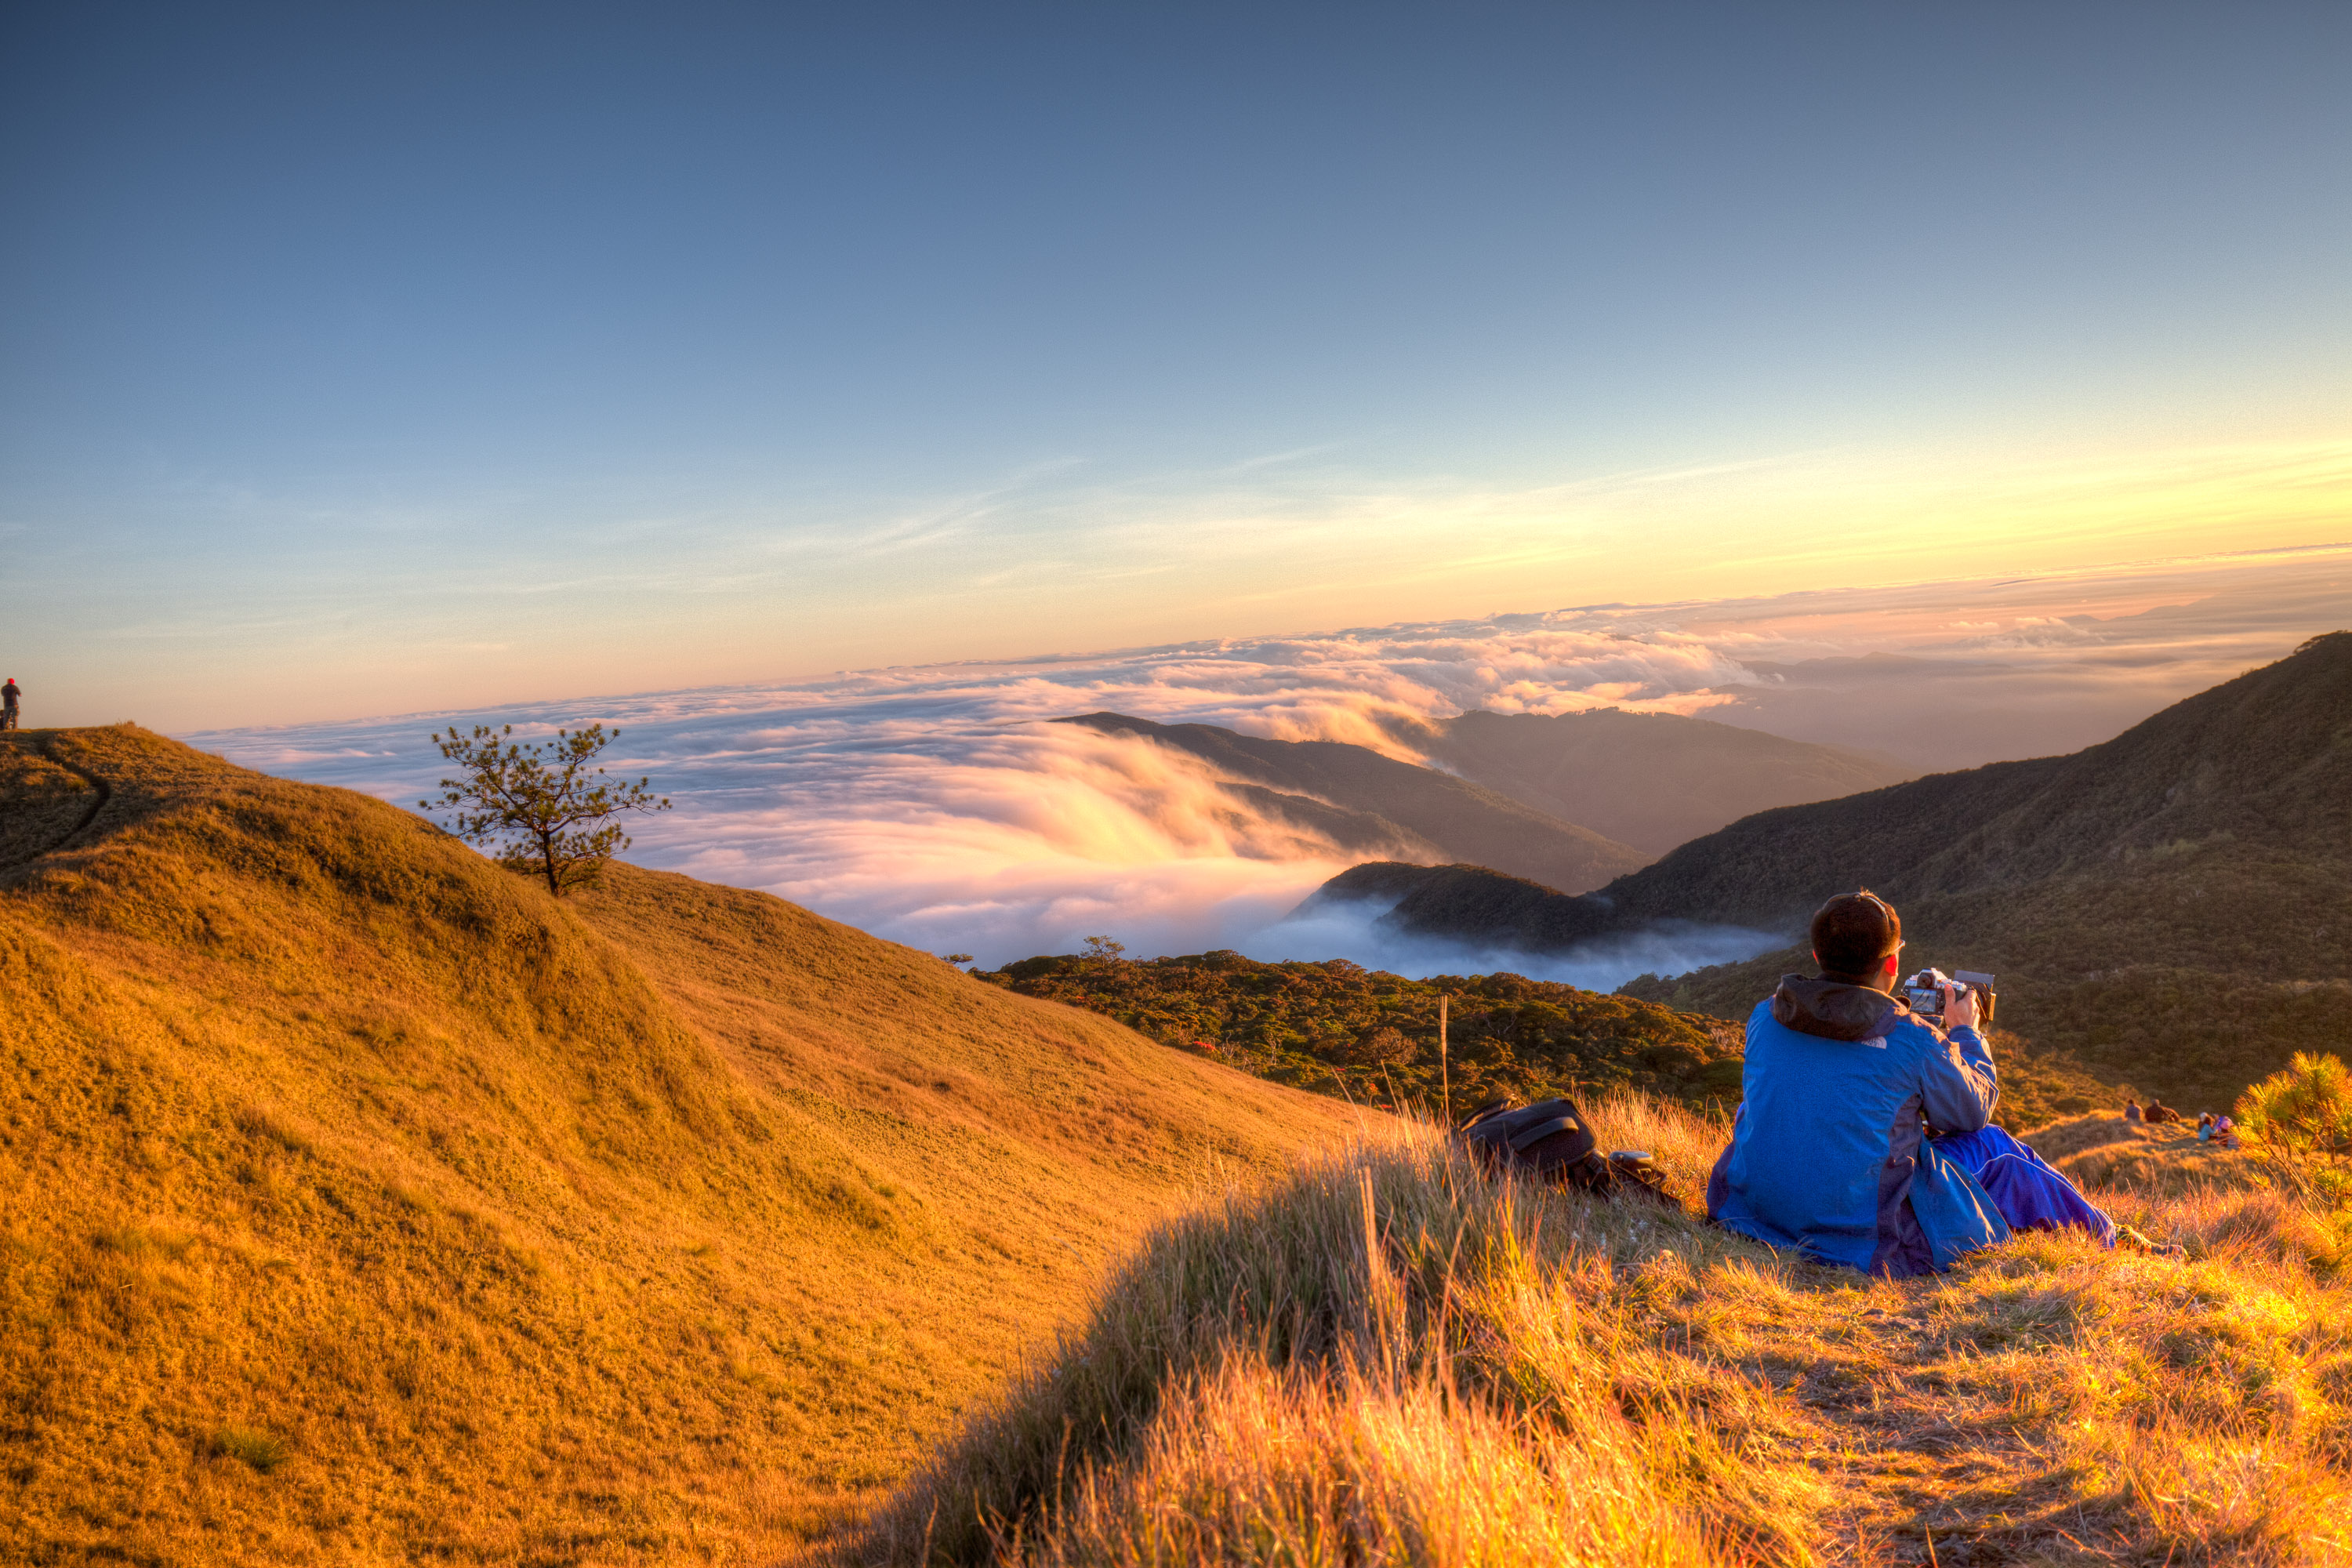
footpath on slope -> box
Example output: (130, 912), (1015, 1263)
(863, 1102), (2349, 1567)
(0, 731), (112, 869)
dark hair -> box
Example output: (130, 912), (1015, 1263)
(1809, 890), (1902, 976)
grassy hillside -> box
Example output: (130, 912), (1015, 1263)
(869, 1097), (2352, 1566)
(1058, 713), (1651, 894)
(1426, 706), (1915, 855)
(0, 725), (1359, 1566)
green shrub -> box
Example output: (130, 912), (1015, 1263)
(2235, 1052), (2352, 1210)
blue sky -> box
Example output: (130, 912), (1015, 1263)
(3, 2), (2346, 729)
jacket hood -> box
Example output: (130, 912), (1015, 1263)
(1770, 974), (1909, 1042)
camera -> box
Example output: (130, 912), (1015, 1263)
(1903, 967), (1997, 1026)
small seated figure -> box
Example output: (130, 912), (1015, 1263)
(1707, 890), (2146, 1276)
(2143, 1101), (2182, 1126)
(2197, 1112), (2216, 1142)
(2125, 1099), (2143, 1123)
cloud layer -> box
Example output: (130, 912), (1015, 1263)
(195, 546), (2348, 976)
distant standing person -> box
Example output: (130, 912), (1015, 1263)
(1, 677), (17, 731)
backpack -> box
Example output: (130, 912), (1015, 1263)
(1452, 1096), (1679, 1207)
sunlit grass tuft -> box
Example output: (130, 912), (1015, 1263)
(993, 1357), (1710, 1568)
(874, 1095), (2352, 1566)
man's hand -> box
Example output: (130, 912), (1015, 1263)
(1941, 981), (1980, 1033)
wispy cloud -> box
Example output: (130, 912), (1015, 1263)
(194, 546), (2350, 972)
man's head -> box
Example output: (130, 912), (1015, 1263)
(1810, 890), (1903, 989)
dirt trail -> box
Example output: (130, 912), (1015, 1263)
(40, 742), (112, 849)
(1792, 1308), (2102, 1564)
(0, 732), (114, 870)
(1679, 1252), (2241, 1566)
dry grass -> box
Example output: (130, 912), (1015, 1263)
(11, 724), (2347, 1566)
(985, 1358), (1710, 1567)
(872, 1096), (2352, 1566)
(0, 726), (1359, 1566)
(2031, 1116), (2271, 1198)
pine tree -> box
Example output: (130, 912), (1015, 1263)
(421, 723), (670, 896)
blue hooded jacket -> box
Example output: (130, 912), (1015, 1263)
(1706, 975), (2009, 1276)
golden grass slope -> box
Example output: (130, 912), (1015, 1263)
(877, 1098), (2352, 1566)
(0, 725), (1359, 1566)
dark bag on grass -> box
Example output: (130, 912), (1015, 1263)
(1454, 1097), (1602, 1187)
(1453, 1097), (1679, 1207)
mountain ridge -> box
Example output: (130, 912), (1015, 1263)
(1312, 633), (2352, 1107)
(1056, 710), (1652, 894)
(1421, 705), (1915, 853)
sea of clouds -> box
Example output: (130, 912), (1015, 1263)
(194, 546), (2347, 981)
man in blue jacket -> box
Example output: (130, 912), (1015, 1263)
(1707, 891), (2133, 1276)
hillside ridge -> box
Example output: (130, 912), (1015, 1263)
(0, 724), (1359, 1564)
(1358, 630), (2350, 946)
(871, 1104), (2352, 1565)
(1315, 633), (2352, 1108)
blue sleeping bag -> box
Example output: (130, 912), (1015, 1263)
(1931, 1124), (2116, 1247)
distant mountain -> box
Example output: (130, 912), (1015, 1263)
(1424, 707), (1915, 853)
(1056, 712), (1651, 895)
(1311, 633), (2352, 1110)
